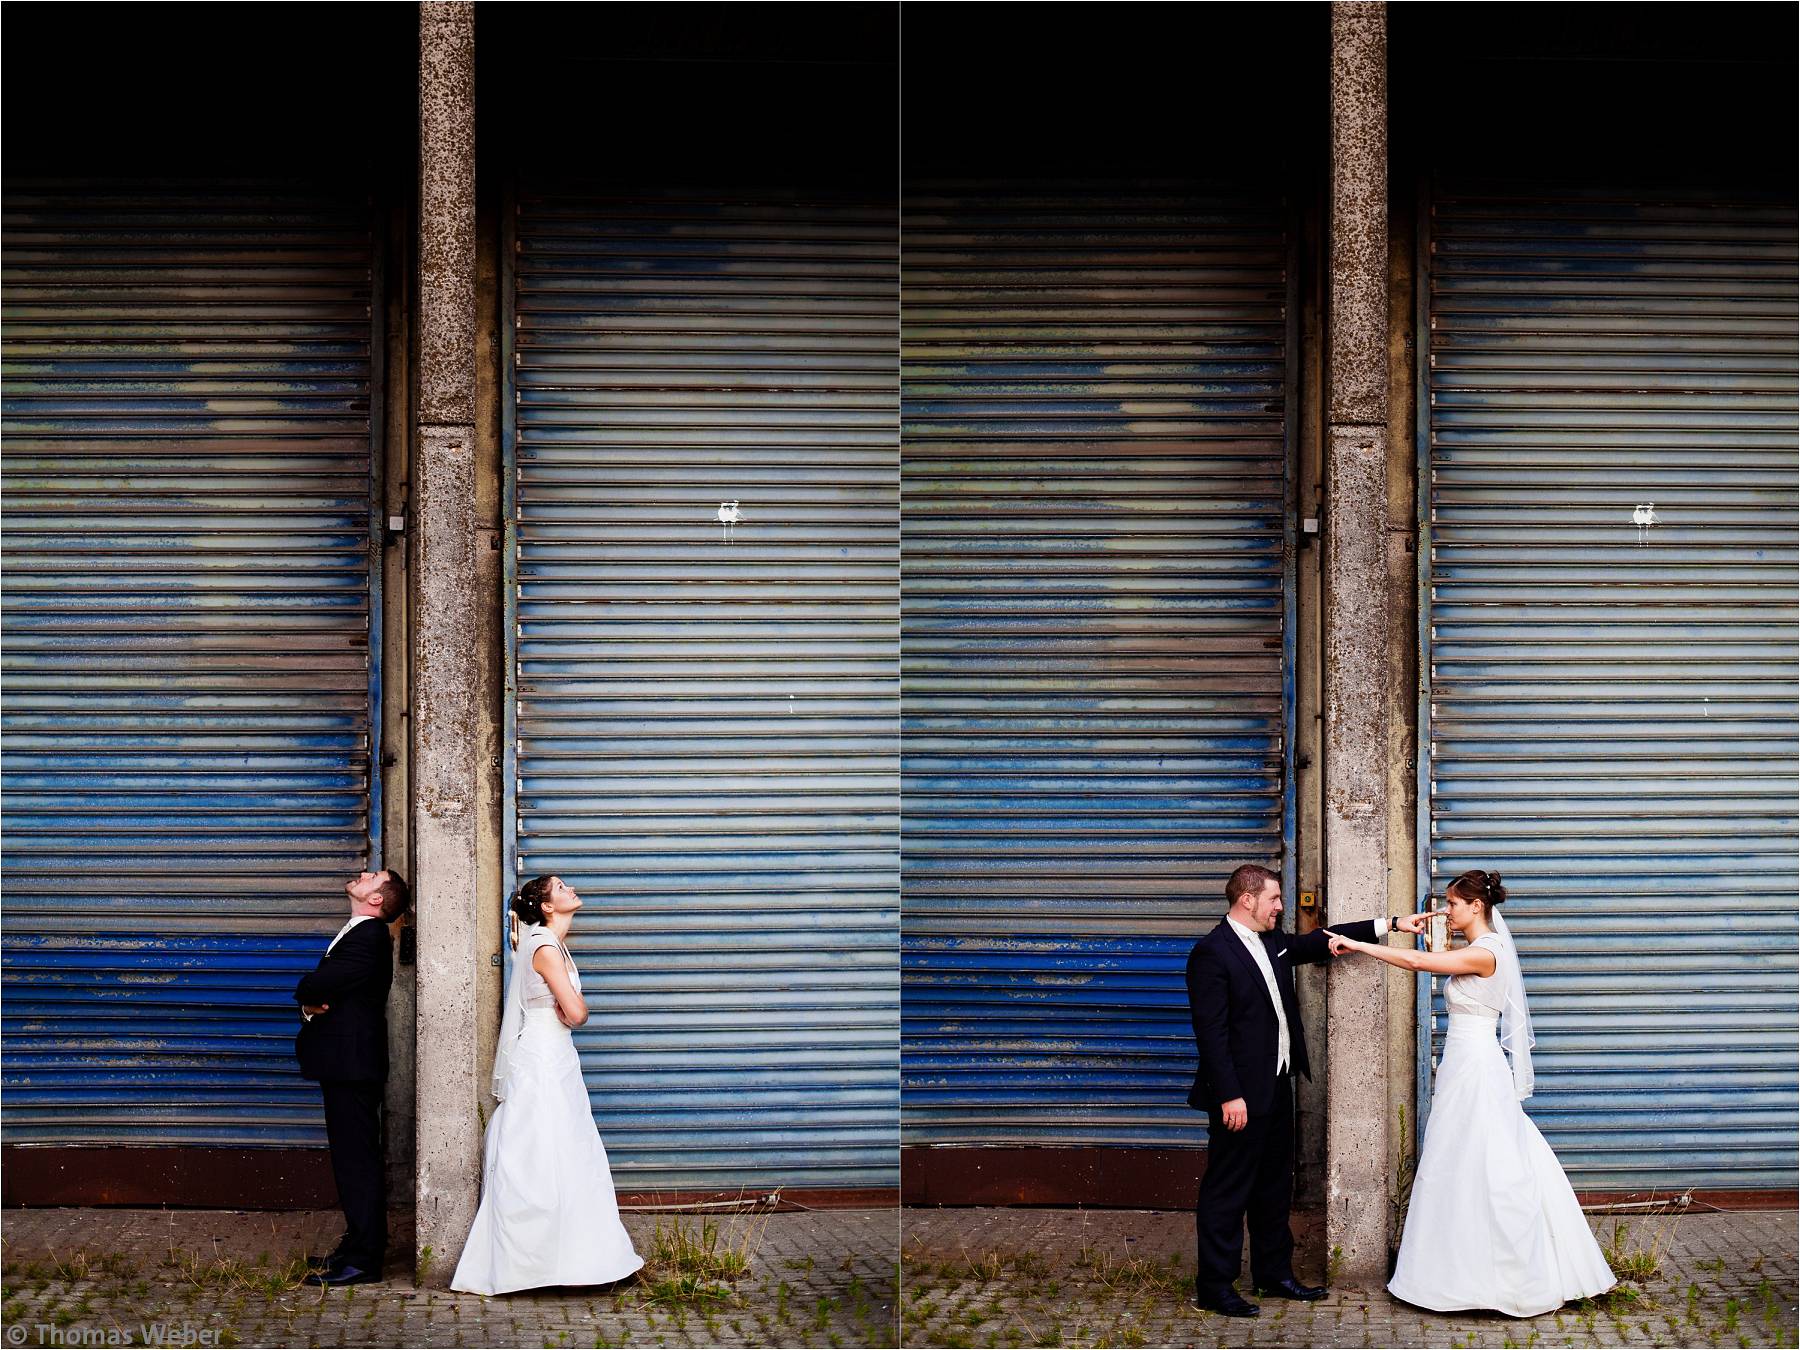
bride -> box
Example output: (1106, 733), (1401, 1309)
(1326, 870), (1614, 1317)
(452, 875), (644, 1295)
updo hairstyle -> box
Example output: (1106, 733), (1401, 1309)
(1447, 869), (1506, 913)
(510, 875), (556, 936)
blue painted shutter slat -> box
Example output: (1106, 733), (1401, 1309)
(901, 186), (1293, 1148)
(1, 182), (377, 1146)
(510, 187), (900, 1191)
(1423, 183), (1799, 1189)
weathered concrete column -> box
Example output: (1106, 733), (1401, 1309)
(1324, 0), (1393, 1285)
(413, 0), (480, 1287)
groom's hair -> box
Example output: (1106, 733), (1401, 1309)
(1225, 863), (1278, 907)
(376, 871), (412, 922)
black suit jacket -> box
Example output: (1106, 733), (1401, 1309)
(294, 918), (393, 1083)
(1185, 916), (1382, 1116)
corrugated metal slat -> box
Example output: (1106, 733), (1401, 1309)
(1, 182), (377, 1147)
(901, 184), (1292, 1148)
(510, 187), (899, 1191)
(1423, 183), (1798, 1189)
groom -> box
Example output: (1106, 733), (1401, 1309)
(294, 868), (410, 1287)
(1185, 864), (1422, 1316)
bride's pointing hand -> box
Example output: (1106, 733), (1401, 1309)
(1324, 930), (1358, 957)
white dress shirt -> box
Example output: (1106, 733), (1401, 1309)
(327, 913), (375, 955)
(1226, 914), (1293, 1074)
(302, 915), (377, 1021)
(1225, 913), (1393, 1078)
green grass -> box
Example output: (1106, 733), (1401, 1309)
(118, 1245), (308, 1298)
(1072, 1245), (1183, 1296)
(1601, 1219), (1670, 1283)
(628, 1210), (770, 1309)
(647, 1216), (755, 1283)
(641, 1273), (731, 1307)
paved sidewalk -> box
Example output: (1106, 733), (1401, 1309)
(900, 1207), (1798, 1349)
(1, 1206), (898, 1348)
(4, 1205), (1792, 1348)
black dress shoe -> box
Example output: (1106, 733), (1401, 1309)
(1255, 1277), (1326, 1301)
(302, 1264), (382, 1287)
(303, 1251), (346, 1270)
(1190, 1287), (1260, 1317)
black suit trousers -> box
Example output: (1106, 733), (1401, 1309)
(1193, 1069), (1295, 1294)
(320, 1080), (387, 1271)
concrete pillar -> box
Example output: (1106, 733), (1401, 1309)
(413, 0), (480, 1287)
(1324, 0), (1393, 1285)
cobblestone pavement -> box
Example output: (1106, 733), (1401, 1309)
(3, 1205), (1792, 1348)
(899, 1207), (1798, 1349)
(0, 1206), (898, 1348)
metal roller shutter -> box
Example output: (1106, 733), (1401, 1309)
(508, 185), (899, 1191)
(901, 185), (1294, 1148)
(1422, 183), (1799, 1189)
(1, 182), (379, 1146)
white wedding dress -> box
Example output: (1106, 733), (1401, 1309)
(452, 926), (644, 1295)
(1389, 932), (1615, 1317)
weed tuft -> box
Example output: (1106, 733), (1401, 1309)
(632, 1207), (770, 1308)
(641, 1273), (731, 1307)
(1601, 1219), (1671, 1283)
(648, 1216), (752, 1283)
(164, 1243), (308, 1297)
(1073, 1245), (1182, 1296)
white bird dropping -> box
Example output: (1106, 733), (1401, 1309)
(717, 499), (742, 543)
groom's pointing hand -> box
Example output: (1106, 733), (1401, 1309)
(1393, 911), (1429, 936)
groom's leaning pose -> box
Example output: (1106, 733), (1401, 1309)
(294, 869), (411, 1287)
(1185, 864), (1423, 1317)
